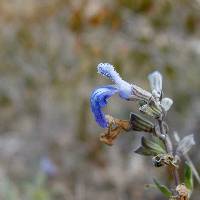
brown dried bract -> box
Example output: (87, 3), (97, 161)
(100, 115), (131, 145)
(175, 184), (189, 200)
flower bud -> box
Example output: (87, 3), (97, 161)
(148, 71), (162, 98)
(161, 98), (173, 112)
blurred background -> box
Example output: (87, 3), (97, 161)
(0, 0), (199, 199)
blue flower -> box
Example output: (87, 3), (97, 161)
(90, 63), (134, 128)
(90, 63), (152, 128)
(90, 85), (118, 128)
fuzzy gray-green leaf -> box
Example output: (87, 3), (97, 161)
(141, 137), (166, 154)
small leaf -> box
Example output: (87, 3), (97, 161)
(142, 137), (166, 154)
(135, 137), (167, 157)
(134, 146), (156, 156)
(184, 162), (193, 190)
(153, 179), (172, 198)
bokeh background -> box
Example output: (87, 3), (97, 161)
(0, 0), (199, 199)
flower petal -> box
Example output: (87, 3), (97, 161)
(90, 85), (118, 128)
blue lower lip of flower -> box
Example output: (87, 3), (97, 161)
(90, 85), (118, 128)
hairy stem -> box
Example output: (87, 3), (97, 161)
(157, 119), (179, 187)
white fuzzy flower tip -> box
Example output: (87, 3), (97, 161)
(97, 63), (122, 84)
(176, 134), (195, 155)
(148, 71), (162, 97)
(161, 97), (173, 111)
(97, 63), (151, 101)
